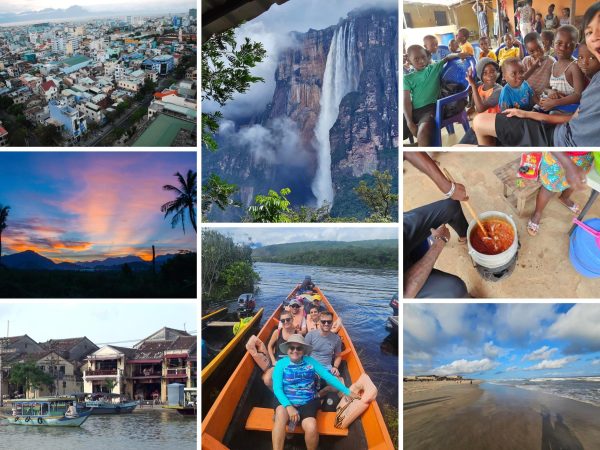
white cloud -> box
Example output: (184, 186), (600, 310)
(525, 357), (578, 370)
(522, 345), (558, 361)
(506, 366), (520, 371)
(430, 304), (469, 336)
(592, 359), (600, 366)
(405, 350), (432, 361)
(432, 358), (499, 376)
(548, 305), (600, 354)
(495, 304), (557, 341)
(404, 304), (438, 346)
(483, 340), (504, 359)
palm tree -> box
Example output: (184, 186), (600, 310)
(161, 170), (197, 233)
(0, 204), (9, 267)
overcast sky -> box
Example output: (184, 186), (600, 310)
(404, 304), (600, 379)
(206, 0), (398, 120)
(0, 303), (196, 345)
(0, 0), (194, 14)
(214, 226), (398, 247)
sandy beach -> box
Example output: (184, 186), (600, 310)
(403, 152), (600, 298)
(404, 381), (600, 450)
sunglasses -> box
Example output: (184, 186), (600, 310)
(320, 320), (333, 325)
(280, 317), (292, 323)
(290, 304), (300, 308)
(288, 345), (304, 352)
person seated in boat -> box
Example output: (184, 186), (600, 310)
(263, 311), (298, 389)
(284, 298), (307, 335)
(403, 153), (469, 298)
(299, 275), (315, 293)
(306, 305), (321, 332)
(305, 311), (343, 396)
(526, 152), (591, 236)
(272, 334), (359, 450)
(65, 403), (79, 418)
(303, 294), (326, 315)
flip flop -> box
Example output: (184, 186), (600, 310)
(527, 220), (540, 237)
(558, 198), (581, 215)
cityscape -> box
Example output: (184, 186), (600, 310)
(0, 7), (197, 147)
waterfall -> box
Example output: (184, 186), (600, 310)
(312, 20), (359, 207)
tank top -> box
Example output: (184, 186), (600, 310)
(275, 329), (294, 359)
(550, 60), (576, 96)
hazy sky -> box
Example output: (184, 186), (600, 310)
(206, 0), (398, 119)
(404, 304), (600, 379)
(0, 303), (196, 344)
(0, 0), (195, 14)
(214, 226), (398, 247)
(0, 152), (196, 262)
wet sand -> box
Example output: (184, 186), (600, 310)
(403, 152), (600, 298)
(404, 381), (600, 450)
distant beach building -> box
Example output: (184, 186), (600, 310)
(48, 99), (88, 140)
(142, 55), (174, 75)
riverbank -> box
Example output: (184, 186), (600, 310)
(404, 381), (600, 450)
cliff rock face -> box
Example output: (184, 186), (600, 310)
(265, 27), (335, 158)
(203, 7), (398, 221)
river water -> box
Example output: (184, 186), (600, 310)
(0, 408), (196, 449)
(254, 262), (399, 418)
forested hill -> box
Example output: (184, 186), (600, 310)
(252, 240), (397, 269)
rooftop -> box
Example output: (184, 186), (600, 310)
(61, 54), (91, 67)
(132, 114), (195, 147)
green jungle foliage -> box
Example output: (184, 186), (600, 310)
(202, 229), (259, 302)
(253, 240), (398, 269)
(0, 253), (196, 298)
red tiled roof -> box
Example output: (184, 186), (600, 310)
(0, 126), (7, 136)
(41, 80), (56, 91)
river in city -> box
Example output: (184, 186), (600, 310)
(0, 407), (196, 449)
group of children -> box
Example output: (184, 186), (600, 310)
(403, 19), (600, 146)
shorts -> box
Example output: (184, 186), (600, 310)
(276, 397), (321, 420)
(495, 113), (556, 147)
(412, 103), (436, 126)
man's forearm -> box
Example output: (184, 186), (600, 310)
(403, 241), (446, 298)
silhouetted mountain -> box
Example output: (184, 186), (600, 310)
(2, 251), (180, 271)
(0, 6), (92, 24)
(2, 250), (57, 270)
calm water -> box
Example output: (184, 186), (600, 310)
(254, 262), (399, 410)
(0, 408), (196, 449)
(490, 376), (600, 407)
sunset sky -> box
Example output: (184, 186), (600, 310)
(0, 152), (196, 262)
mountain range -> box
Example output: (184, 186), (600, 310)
(0, 250), (177, 271)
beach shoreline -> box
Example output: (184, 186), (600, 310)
(404, 380), (600, 450)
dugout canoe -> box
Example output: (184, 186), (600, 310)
(201, 305), (264, 417)
(201, 286), (394, 449)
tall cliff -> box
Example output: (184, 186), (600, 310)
(203, 7), (398, 221)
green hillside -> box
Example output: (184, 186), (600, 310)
(252, 239), (397, 269)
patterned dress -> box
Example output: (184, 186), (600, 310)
(539, 152), (593, 192)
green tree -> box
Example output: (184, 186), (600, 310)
(247, 188), (292, 223)
(103, 379), (117, 393)
(35, 124), (62, 145)
(0, 96), (14, 110)
(201, 27), (266, 151)
(0, 204), (9, 267)
(161, 170), (197, 233)
(201, 174), (241, 219)
(354, 170), (398, 222)
(9, 362), (54, 394)
(7, 127), (27, 146)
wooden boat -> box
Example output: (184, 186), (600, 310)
(73, 393), (138, 414)
(201, 286), (395, 449)
(3, 398), (91, 427)
(201, 306), (264, 417)
(385, 316), (398, 333)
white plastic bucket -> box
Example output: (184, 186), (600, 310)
(467, 211), (518, 269)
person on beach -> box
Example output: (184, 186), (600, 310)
(576, 42), (600, 84)
(523, 32), (555, 99)
(471, 2), (600, 147)
(403, 152), (469, 298)
(526, 152), (592, 236)
(271, 334), (358, 450)
(263, 311), (298, 389)
(540, 25), (584, 113)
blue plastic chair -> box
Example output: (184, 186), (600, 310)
(437, 45), (450, 59)
(433, 56), (477, 147)
(472, 42), (481, 60)
(573, 44), (579, 58)
(552, 103), (580, 113)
